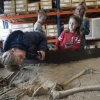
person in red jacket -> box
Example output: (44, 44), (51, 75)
(52, 15), (82, 51)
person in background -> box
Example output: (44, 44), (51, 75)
(74, 1), (90, 49)
(51, 15), (82, 51)
(1, 30), (48, 71)
(34, 10), (47, 35)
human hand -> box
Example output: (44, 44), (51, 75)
(37, 51), (45, 60)
(65, 43), (72, 49)
(49, 47), (58, 51)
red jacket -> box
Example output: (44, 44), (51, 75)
(55, 30), (81, 50)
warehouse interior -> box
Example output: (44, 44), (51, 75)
(0, 0), (100, 100)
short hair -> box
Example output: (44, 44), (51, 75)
(1, 51), (20, 71)
(77, 1), (87, 10)
(38, 10), (47, 17)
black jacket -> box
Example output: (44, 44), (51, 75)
(3, 30), (48, 58)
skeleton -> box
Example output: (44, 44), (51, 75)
(1, 68), (100, 100)
(32, 68), (100, 99)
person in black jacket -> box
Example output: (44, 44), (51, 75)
(1, 30), (48, 69)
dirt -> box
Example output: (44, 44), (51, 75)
(0, 57), (100, 100)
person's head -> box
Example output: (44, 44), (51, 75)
(68, 15), (81, 35)
(75, 2), (87, 17)
(37, 10), (47, 24)
(1, 48), (26, 70)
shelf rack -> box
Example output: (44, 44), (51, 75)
(0, 0), (100, 43)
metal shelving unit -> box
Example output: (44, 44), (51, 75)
(0, 0), (100, 43)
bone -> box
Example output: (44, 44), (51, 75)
(63, 68), (97, 87)
(32, 80), (54, 96)
(8, 71), (20, 87)
(51, 85), (100, 99)
(32, 69), (100, 97)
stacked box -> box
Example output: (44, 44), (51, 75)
(4, 0), (16, 14)
(63, 24), (68, 30)
(97, 0), (100, 6)
(40, 0), (52, 10)
(0, 29), (10, 41)
(85, 0), (97, 7)
(85, 0), (96, 1)
(71, 0), (84, 8)
(72, 2), (79, 8)
(60, 0), (72, 9)
(16, 0), (28, 13)
(22, 23), (34, 32)
(72, 0), (84, 2)
(46, 25), (58, 37)
(28, 2), (39, 12)
(11, 23), (34, 32)
(42, 25), (47, 35)
(11, 24), (23, 32)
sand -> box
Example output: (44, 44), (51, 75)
(0, 57), (100, 100)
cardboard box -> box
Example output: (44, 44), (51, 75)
(60, 3), (72, 8)
(41, 6), (52, 9)
(63, 24), (68, 30)
(22, 23), (34, 27)
(28, 7), (39, 11)
(97, 1), (100, 5)
(46, 32), (58, 37)
(12, 28), (23, 32)
(46, 25), (57, 29)
(47, 29), (58, 33)
(85, 0), (96, 1)
(86, 1), (96, 6)
(40, 0), (52, 1)
(16, 4), (27, 8)
(4, 1), (15, 5)
(4, 5), (15, 9)
(41, 1), (52, 6)
(28, 2), (39, 7)
(60, 0), (71, 3)
(16, 8), (27, 12)
(4, 8), (15, 13)
(16, 0), (27, 4)
(11, 24), (23, 29)
(23, 27), (34, 32)
(72, 0), (84, 2)
(72, 2), (79, 7)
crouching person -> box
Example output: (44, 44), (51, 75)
(1, 30), (48, 71)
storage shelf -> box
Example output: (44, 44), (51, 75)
(0, 9), (100, 21)
(47, 38), (100, 43)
